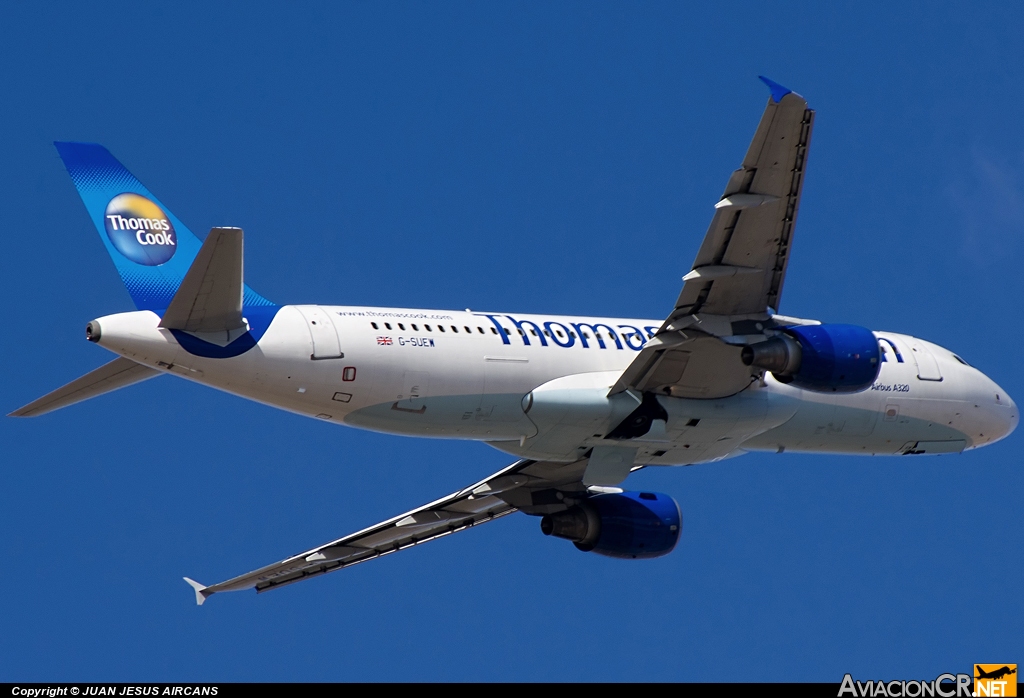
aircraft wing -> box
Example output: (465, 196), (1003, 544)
(610, 78), (815, 400)
(674, 78), (814, 320)
(185, 457), (595, 604)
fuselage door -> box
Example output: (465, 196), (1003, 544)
(909, 340), (942, 381)
(296, 306), (344, 360)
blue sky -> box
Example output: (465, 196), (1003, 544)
(1, 1), (1021, 682)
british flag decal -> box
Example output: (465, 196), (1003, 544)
(377, 336), (392, 346)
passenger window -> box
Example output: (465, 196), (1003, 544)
(464, 326), (471, 333)
(412, 324), (418, 331)
(491, 327), (497, 334)
(583, 332), (590, 339)
(518, 328), (525, 336)
(439, 325), (446, 332)
(502, 328), (510, 336)
(385, 323), (392, 330)
(544, 330), (551, 337)
(478, 327), (485, 334)
(569, 331), (576, 338)
(425, 324), (432, 331)
(530, 329), (538, 336)
(371, 322), (379, 330)
(451, 326), (458, 333)
(398, 323), (405, 330)
(555, 330), (564, 338)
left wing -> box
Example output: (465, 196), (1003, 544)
(184, 457), (595, 604)
(672, 78), (814, 320)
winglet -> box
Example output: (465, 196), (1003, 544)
(758, 75), (794, 103)
(183, 577), (211, 606)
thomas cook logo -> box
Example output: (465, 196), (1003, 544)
(975, 665), (1017, 697)
(103, 193), (177, 265)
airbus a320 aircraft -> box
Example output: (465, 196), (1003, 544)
(12, 78), (1017, 604)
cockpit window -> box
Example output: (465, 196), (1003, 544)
(878, 337), (904, 363)
(952, 353), (970, 366)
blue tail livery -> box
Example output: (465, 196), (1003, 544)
(54, 142), (274, 313)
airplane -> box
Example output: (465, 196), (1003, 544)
(10, 77), (1017, 605)
(976, 666), (1016, 681)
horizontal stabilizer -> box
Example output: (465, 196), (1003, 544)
(9, 357), (159, 417)
(159, 227), (245, 333)
(183, 577), (210, 606)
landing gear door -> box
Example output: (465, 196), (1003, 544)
(296, 306), (344, 360)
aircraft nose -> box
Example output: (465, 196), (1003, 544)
(988, 383), (1017, 444)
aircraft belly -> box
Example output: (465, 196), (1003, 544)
(650, 385), (786, 464)
(489, 383), (794, 465)
(743, 381), (974, 454)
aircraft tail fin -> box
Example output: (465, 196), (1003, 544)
(53, 142), (273, 313)
(8, 357), (159, 418)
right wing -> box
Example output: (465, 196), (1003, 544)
(184, 457), (595, 604)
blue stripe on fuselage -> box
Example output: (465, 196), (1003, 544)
(170, 305), (280, 359)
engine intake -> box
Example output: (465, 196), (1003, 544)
(540, 491), (682, 559)
(742, 323), (880, 393)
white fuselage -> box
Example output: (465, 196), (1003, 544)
(90, 306), (1018, 465)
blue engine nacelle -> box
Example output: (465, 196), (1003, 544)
(741, 323), (880, 393)
(540, 491), (682, 559)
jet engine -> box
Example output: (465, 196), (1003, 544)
(540, 491), (682, 559)
(741, 323), (880, 393)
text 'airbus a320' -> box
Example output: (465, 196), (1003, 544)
(12, 77), (1017, 604)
